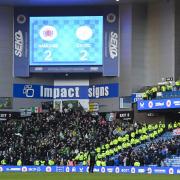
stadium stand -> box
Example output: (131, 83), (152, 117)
(142, 80), (180, 100)
(0, 109), (179, 167)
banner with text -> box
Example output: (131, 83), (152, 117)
(13, 83), (119, 100)
(0, 166), (179, 174)
(137, 98), (180, 111)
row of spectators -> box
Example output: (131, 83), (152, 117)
(142, 80), (180, 100)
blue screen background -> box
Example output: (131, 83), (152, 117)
(29, 16), (103, 66)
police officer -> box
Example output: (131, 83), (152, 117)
(88, 149), (96, 173)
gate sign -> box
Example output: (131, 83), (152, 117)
(118, 111), (134, 121)
(0, 111), (21, 120)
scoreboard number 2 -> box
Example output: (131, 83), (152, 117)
(44, 50), (52, 61)
(80, 50), (88, 61)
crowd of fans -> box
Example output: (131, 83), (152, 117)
(142, 80), (180, 100)
(0, 109), (127, 166)
(114, 136), (180, 166)
(0, 109), (179, 166)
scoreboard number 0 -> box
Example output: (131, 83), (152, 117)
(80, 50), (88, 61)
(44, 50), (52, 61)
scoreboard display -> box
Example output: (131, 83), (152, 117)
(29, 16), (103, 66)
(14, 6), (119, 77)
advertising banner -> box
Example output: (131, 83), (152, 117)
(0, 166), (179, 174)
(103, 6), (119, 76)
(13, 83), (119, 100)
(14, 9), (29, 77)
(137, 98), (180, 111)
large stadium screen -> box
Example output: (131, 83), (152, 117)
(29, 16), (103, 66)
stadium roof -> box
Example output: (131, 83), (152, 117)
(0, 0), (155, 6)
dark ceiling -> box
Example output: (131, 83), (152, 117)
(0, 0), (154, 6)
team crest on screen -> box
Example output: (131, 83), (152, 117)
(76, 26), (93, 41)
(39, 25), (58, 41)
(17, 14), (26, 24)
(107, 13), (116, 23)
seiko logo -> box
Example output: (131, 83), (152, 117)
(109, 32), (118, 59)
(14, 30), (23, 58)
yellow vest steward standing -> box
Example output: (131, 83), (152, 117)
(134, 161), (140, 166)
(40, 160), (45, 166)
(96, 147), (101, 153)
(101, 160), (106, 166)
(105, 144), (110, 149)
(1, 159), (6, 165)
(17, 159), (22, 166)
(113, 139), (118, 146)
(82, 160), (87, 166)
(168, 123), (173, 130)
(118, 136), (122, 142)
(174, 122), (177, 128)
(96, 160), (101, 166)
(131, 132), (135, 138)
(48, 159), (55, 166)
(34, 160), (40, 166)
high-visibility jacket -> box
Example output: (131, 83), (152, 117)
(17, 159), (22, 166)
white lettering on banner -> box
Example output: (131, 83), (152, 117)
(174, 101), (180, 106)
(20, 84), (113, 99)
(88, 86), (109, 98)
(40, 86), (80, 99)
(155, 102), (164, 107)
(109, 32), (118, 59)
(14, 30), (23, 57)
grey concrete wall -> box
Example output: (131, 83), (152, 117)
(144, 0), (175, 84)
(0, 7), (13, 97)
(175, 0), (180, 80)
(132, 3), (147, 92)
